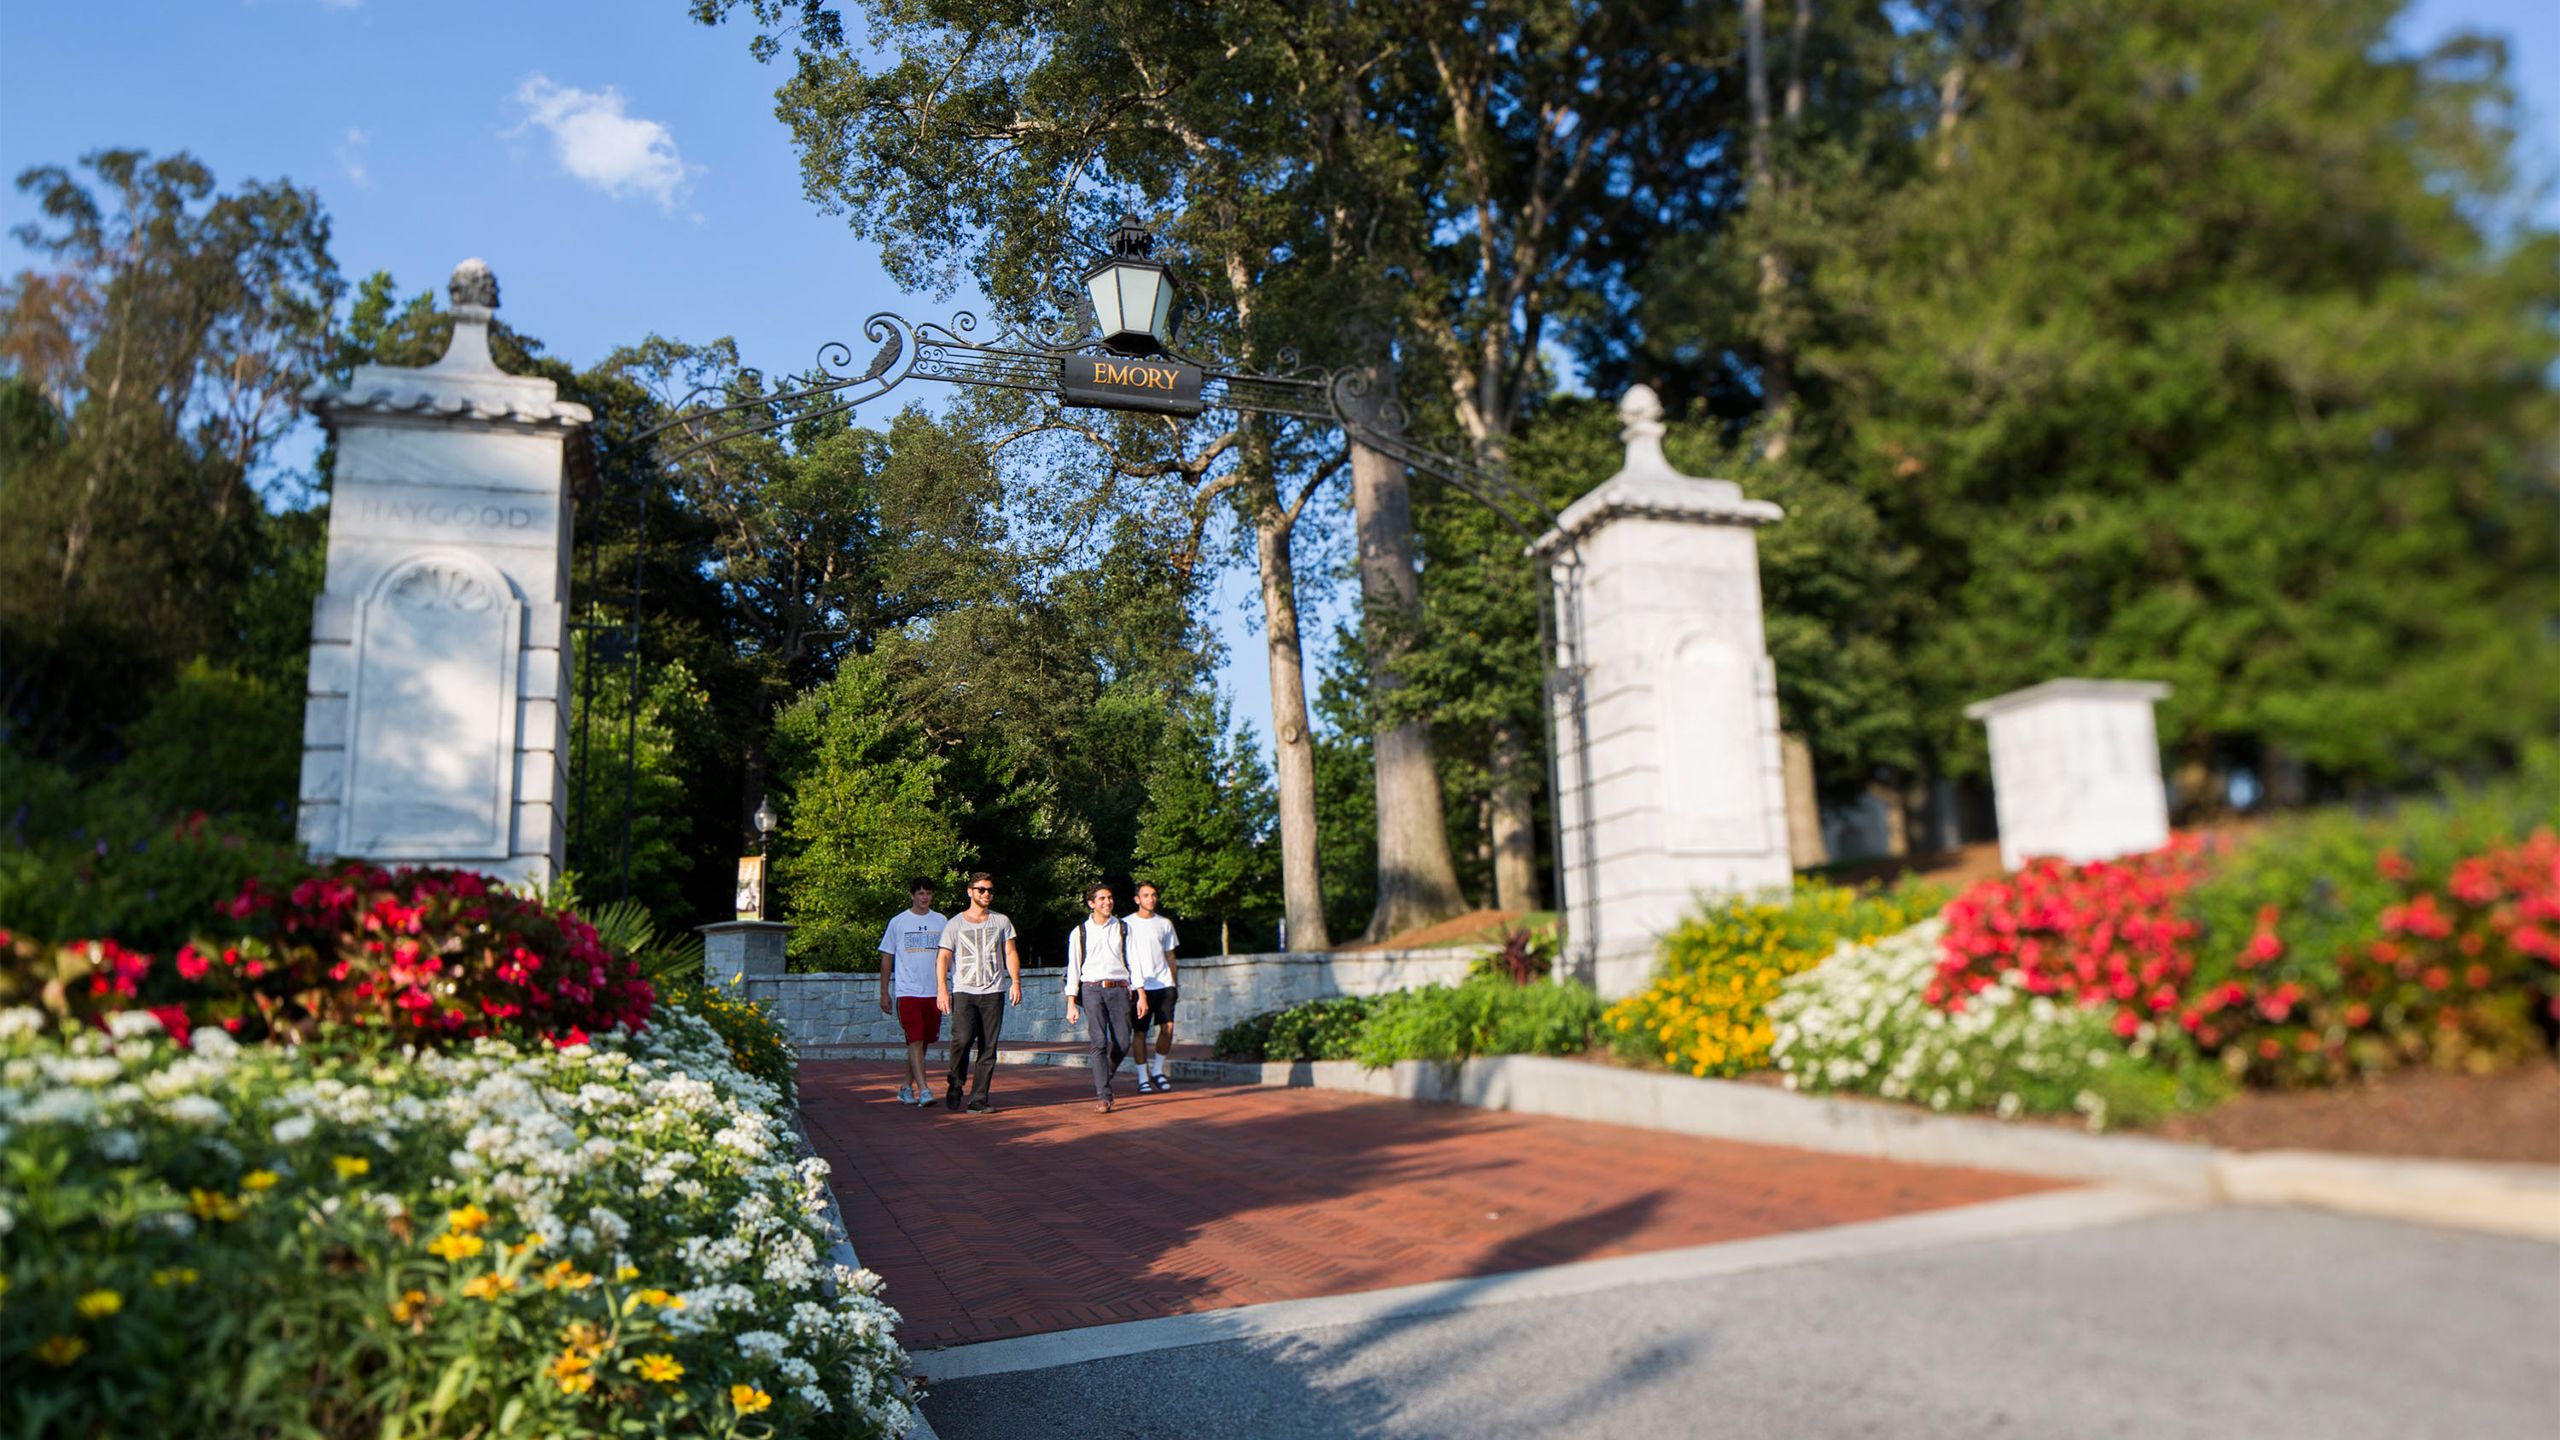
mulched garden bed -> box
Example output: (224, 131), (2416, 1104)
(2143, 1061), (2560, 1166)
(1581, 1051), (2560, 1167)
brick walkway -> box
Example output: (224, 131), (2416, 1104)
(798, 1060), (2063, 1352)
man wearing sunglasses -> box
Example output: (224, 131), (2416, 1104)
(936, 872), (1022, 1113)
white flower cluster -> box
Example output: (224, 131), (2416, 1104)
(0, 1004), (915, 1437)
(1768, 921), (2147, 1131)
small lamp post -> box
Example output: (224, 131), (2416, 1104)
(1081, 214), (1178, 356)
(738, 795), (779, 921)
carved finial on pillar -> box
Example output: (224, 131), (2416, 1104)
(449, 258), (500, 311)
(436, 258), (502, 374)
(1618, 383), (1674, 480)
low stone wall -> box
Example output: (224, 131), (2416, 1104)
(721, 946), (1479, 1059)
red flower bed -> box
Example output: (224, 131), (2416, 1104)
(1929, 836), (2212, 1037)
(1931, 828), (2560, 1087)
(14, 861), (652, 1047)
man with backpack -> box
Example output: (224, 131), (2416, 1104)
(1063, 882), (1142, 1113)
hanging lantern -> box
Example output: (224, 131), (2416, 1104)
(1081, 214), (1177, 356)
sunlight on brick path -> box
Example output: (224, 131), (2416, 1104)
(799, 1061), (2062, 1351)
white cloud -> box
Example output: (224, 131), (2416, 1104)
(507, 75), (694, 212)
(336, 128), (371, 188)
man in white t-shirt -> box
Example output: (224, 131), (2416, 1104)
(1125, 881), (1181, 1093)
(877, 878), (947, 1107)
(936, 871), (1022, 1113)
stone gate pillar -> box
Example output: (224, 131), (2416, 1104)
(1531, 386), (1791, 998)
(295, 260), (591, 889)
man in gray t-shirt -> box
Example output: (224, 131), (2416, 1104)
(935, 871), (1022, 1112)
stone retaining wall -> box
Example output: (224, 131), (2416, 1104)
(722, 947), (1480, 1059)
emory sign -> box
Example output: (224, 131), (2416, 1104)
(1060, 354), (1206, 417)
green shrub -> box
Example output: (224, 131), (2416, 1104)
(1352, 977), (1603, 1068)
(1218, 981), (1602, 1069)
(1211, 1009), (1278, 1061)
(1268, 995), (1371, 1061)
(0, 763), (304, 953)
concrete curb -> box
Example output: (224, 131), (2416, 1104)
(805, 1045), (2560, 1242)
(2213, 1148), (2560, 1243)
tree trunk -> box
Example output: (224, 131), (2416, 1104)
(1745, 0), (1793, 462)
(1937, 2), (1978, 171)
(1785, 0), (1812, 123)
(1349, 418), (1469, 941)
(1782, 731), (1827, 869)
(1252, 479), (1330, 952)
(1490, 717), (1541, 912)
(1484, 717), (1536, 907)
(1869, 777), (1910, 859)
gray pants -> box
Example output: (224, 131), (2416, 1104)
(1081, 983), (1133, 1099)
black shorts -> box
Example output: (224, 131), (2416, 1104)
(1137, 986), (1177, 1027)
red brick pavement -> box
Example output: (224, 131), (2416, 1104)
(798, 1059), (2063, 1352)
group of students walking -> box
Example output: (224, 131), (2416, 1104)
(876, 873), (1183, 1114)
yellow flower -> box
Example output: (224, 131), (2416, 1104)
(636, 1353), (684, 1384)
(150, 1267), (199, 1288)
(548, 1351), (596, 1395)
(241, 1169), (280, 1192)
(390, 1290), (430, 1324)
(36, 1334), (87, 1367)
(634, 1288), (683, 1310)
(445, 1203), (491, 1233)
(615, 1264), (640, 1281)
(541, 1259), (595, 1291)
(560, 1320), (608, 1355)
(730, 1385), (773, 1415)
(75, 1289), (122, 1319)
(509, 1235), (541, 1256)
(461, 1273), (519, 1301)
(426, 1231), (487, 1261)
(188, 1187), (246, 1223)
(332, 1155), (371, 1181)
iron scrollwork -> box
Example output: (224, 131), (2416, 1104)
(610, 305), (1555, 538)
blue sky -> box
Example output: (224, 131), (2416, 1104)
(4, 0), (2553, 760)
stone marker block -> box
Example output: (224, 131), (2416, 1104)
(1965, 678), (2173, 871)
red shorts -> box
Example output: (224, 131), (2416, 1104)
(896, 995), (942, 1045)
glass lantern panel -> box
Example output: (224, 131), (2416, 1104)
(1085, 270), (1126, 341)
(1116, 266), (1165, 348)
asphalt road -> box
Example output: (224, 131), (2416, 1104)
(922, 1207), (2560, 1440)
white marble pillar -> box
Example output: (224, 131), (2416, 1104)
(295, 260), (591, 889)
(1964, 679), (2174, 871)
(1531, 387), (1792, 999)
